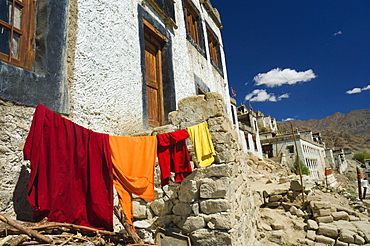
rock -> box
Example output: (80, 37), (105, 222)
(199, 178), (228, 199)
(289, 205), (298, 215)
(314, 209), (331, 217)
(133, 220), (151, 229)
(338, 230), (355, 244)
(354, 234), (365, 245)
(162, 183), (180, 199)
(133, 201), (147, 219)
(316, 216), (334, 223)
(279, 177), (289, 184)
(207, 213), (233, 230)
(332, 211), (350, 221)
(200, 199), (230, 214)
(156, 215), (174, 227)
(269, 195), (282, 202)
(352, 221), (370, 242)
(260, 222), (272, 231)
(267, 201), (281, 208)
(190, 228), (232, 246)
(295, 208), (305, 217)
(207, 117), (233, 133)
(271, 222), (285, 230)
(349, 215), (360, 221)
(311, 201), (332, 210)
(293, 220), (306, 231)
(150, 198), (173, 216)
(178, 179), (198, 203)
(335, 239), (348, 246)
(318, 223), (338, 238)
(306, 230), (316, 241)
(307, 219), (319, 230)
(177, 216), (205, 233)
(271, 188), (289, 195)
(202, 164), (231, 178)
(290, 179), (304, 191)
(315, 235), (336, 245)
(268, 231), (284, 244)
(172, 202), (193, 216)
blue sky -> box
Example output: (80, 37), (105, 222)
(212, 1), (370, 121)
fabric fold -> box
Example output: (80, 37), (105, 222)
(157, 129), (192, 186)
(24, 104), (113, 231)
(186, 121), (216, 167)
(109, 135), (157, 225)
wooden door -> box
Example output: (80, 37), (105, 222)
(144, 27), (165, 127)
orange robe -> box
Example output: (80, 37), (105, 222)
(109, 135), (157, 225)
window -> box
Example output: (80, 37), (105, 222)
(0, 0), (35, 68)
(206, 26), (222, 71)
(183, 0), (200, 45)
(287, 145), (294, 154)
(146, 0), (176, 29)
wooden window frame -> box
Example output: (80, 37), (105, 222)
(183, 0), (200, 46)
(0, 0), (35, 69)
(206, 26), (221, 70)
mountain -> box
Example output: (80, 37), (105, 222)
(277, 109), (370, 153)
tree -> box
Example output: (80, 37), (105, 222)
(293, 156), (310, 175)
(353, 151), (370, 164)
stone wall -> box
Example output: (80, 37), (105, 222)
(0, 99), (34, 220)
(132, 92), (262, 245)
(0, 93), (262, 245)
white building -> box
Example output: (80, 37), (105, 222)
(236, 106), (264, 159)
(0, 0), (232, 135)
(261, 131), (327, 180)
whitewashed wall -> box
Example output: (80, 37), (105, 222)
(69, 0), (231, 135)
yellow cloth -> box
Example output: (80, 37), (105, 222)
(186, 122), (215, 167)
(109, 135), (157, 225)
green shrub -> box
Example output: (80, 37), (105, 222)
(293, 156), (310, 175)
(353, 151), (370, 164)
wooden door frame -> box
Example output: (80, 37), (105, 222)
(144, 20), (166, 127)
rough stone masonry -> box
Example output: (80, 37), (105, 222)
(0, 93), (263, 245)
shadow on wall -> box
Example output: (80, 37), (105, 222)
(13, 165), (34, 221)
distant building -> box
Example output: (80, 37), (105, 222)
(236, 105), (263, 159)
(332, 149), (348, 173)
(260, 130), (327, 180)
(364, 159), (370, 183)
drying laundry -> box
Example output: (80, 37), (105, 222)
(186, 121), (216, 167)
(157, 129), (192, 186)
(24, 104), (114, 231)
(109, 135), (157, 225)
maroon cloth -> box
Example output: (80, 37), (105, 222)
(157, 129), (192, 186)
(24, 104), (113, 231)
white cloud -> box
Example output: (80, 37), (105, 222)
(278, 93), (290, 99)
(282, 117), (295, 122)
(346, 84), (370, 94)
(346, 88), (362, 94)
(245, 89), (289, 102)
(333, 31), (342, 36)
(253, 68), (317, 87)
(363, 85), (370, 91)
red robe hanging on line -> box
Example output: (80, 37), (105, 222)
(157, 129), (192, 186)
(23, 104), (113, 231)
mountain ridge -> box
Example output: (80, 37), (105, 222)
(277, 109), (370, 152)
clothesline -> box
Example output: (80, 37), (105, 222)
(23, 104), (216, 230)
